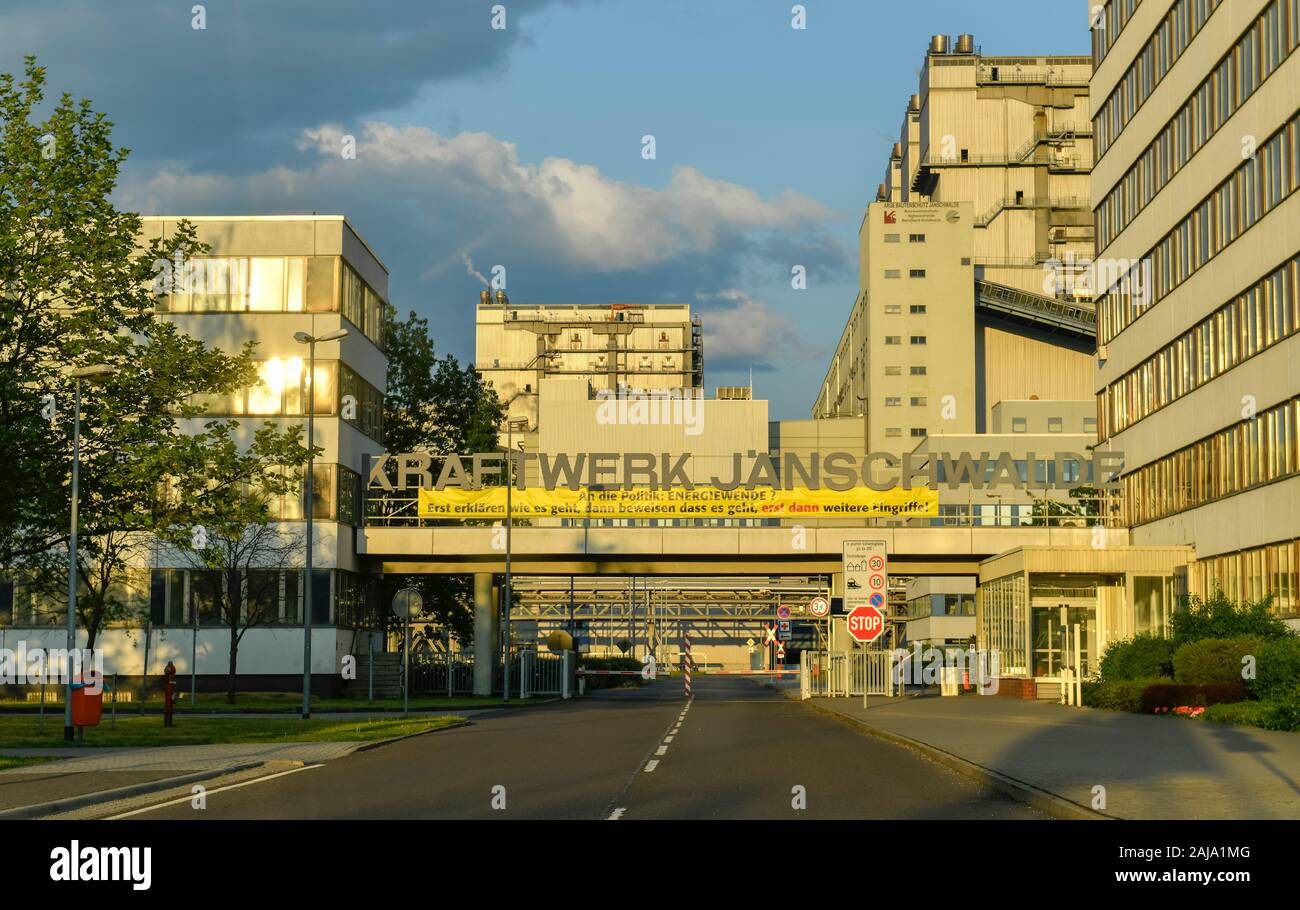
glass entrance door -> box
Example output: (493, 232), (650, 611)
(1031, 598), (1095, 678)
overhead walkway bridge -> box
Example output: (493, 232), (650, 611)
(974, 279), (1095, 343)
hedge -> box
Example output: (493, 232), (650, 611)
(1098, 634), (1174, 682)
(1172, 636), (1261, 685)
(577, 656), (643, 690)
(1139, 681), (1248, 713)
(1248, 637), (1300, 701)
(1202, 698), (1300, 732)
(1170, 590), (1294, 645)
(1083, 677), (1168, 713)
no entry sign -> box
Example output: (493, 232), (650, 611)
(846, 605), (885, 643)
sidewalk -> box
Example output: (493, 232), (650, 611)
(0, 742), (366, 813)
(801, 693), (1300, 819)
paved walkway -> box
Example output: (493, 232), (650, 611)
(0, 741), (364, 773)
(801, 692), (1300, 819)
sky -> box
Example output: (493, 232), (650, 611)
(1, 0), (1089, 419)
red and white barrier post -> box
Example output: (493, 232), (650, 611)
(684, 632), (693, 699)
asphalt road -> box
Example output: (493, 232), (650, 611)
(129, 676), (1042, 820)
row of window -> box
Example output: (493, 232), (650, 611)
(1190, 538), (1299, 616)
(883, 336), (928, 345)
(151, 568), (380, 629)
(883, 269), (927, 279)
(884, 397), (928, 407)
(157, 256), (312, 314)
(340, 260), (386, 348)
(0, 568), (380, 629)
(1099, 252), (1300, 440)
(1098, 108), (1300, 345)
(261, 463), (363, 526)
(1096, 0), (1299, 252)
(907, 592), (976, 620)
(192, 359), (384, 442)
(1093, 0), (1223, 162)
(157, 255), (386, 349)
(883, 234), (927, 243)
(884, 427), (928, 439)
(883, 305), (928, 314)
(883, 365), (928, 376)
(1124, 396), (1300, 525)
(1091, 0), (1146, 68)
(1007, 416), (1094, 434)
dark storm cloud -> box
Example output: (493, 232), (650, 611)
(0, 0), (578, 169)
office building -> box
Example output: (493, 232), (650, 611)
(1090, 0), (1300, 614)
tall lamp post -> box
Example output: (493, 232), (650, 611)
(502, 417), (528, 701)
(65, 364), (116, 741)
(293, 328), (349, 720)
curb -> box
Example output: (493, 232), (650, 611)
(0, 762), (263, 821)
(354, 719), (472, 752)
(802, 700), (1114, 821)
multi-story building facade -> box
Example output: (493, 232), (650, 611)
(476, 299), (703, 432)
(1091, 0), (1300, 616)
(815, 36), (1098, 451)
(3, 215), (389, 688)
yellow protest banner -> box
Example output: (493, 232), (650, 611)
(417, 486), (937, 519)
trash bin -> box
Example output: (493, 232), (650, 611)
(70, 675), (103, 728)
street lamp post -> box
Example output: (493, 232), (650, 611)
(294, 328), (349, 720)
(65, 364), (115, 742)
(502, 417), (528, 701)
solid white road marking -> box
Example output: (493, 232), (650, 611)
(107, 764), (324, 819)
(644, 760), (660, 772)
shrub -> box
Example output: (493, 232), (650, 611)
(1203, 698), (1300, 732)
(1098, 634), (1174, 682)
(1084, 677), (1167, 713)
(1170, 590), (1294, 646)
(1172, 636), (1262, 685)
(1140, 680), (1247, 713)
(1248, 637), (1300, 701)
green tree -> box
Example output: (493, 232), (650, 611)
(379, 307), (505, 645)
(0, 58), (314, 661)
(0, 58), (271, 648)
(161, 422), (314, 703)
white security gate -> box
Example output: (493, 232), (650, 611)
(800, 650), (896, 699)
(520, 650), (566, 698)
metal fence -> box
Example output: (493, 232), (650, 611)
(800, 649), (898, 699)
(408, 653), (475, 696)
(519, 650), (570, 698)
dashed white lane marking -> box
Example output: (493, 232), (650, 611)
(655, 745), (668, 756)
(107, 764), (323, 819)
(663, 735), (674, 743)
(644, 759), (660, 772)
(607, 807), (626, 820)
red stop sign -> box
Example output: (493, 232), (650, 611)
(846, 605), (884, 643)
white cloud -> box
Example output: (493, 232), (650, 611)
(695, 289), (819, 368)
(120, 121), (841, 281)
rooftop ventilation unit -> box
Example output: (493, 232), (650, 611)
(955, 34), (975, 54)
(929, 34), (949, 54)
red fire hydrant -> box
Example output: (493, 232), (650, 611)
(163, 661), (177, 727)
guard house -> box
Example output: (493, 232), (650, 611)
(976, 546), (1191, 699)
